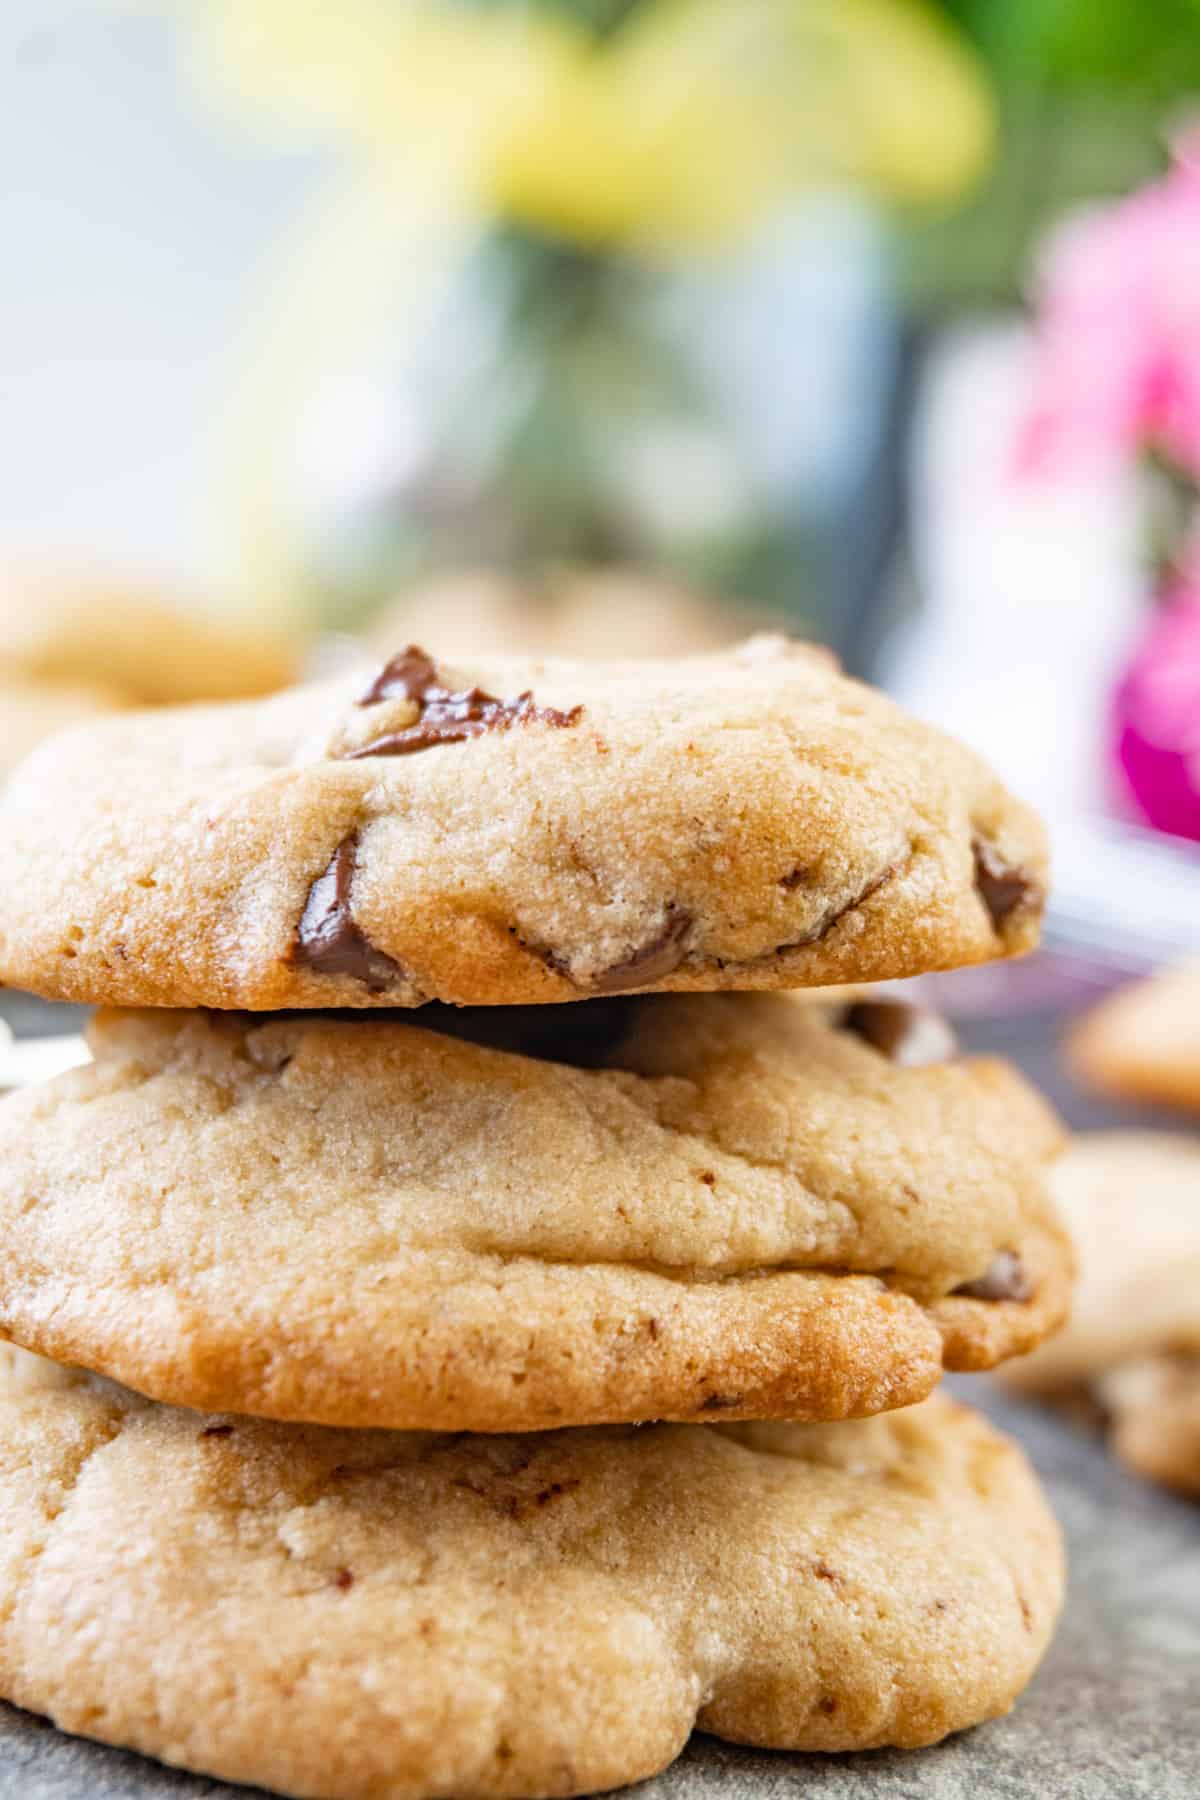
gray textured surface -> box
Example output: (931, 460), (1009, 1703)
(0, 987), (1197, 1797)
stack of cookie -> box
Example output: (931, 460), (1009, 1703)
(0, 637), (1072, 1799)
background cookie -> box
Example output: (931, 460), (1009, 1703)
(364, 566), (758, 661)
(0, 635), (1047, 1010)
(1004, 1132), (1200, 1497)
(0, 996), (1071, 1430)
(1066, 965), (1200, 1115)
(0, 1359), (1063, 1800)
(0, 674), (124, 780)
(0, 570), (298, 704)
(1098, 1354), (1200, 1499)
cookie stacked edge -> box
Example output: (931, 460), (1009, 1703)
(0, 638), (1070, 1798)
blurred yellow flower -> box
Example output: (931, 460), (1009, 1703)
(158, 0), (996, 626)
(174, 0), (994, 247)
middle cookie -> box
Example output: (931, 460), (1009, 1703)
(0, 994), (1071, 1432)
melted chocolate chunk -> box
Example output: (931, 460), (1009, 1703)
(953, 1250), (1033, 1303)
(349, 644), (583, 757)
(591, 909), (693, 995)
(287, 835), (404, 992)
(843, 1000), (957, 1067)
(972, 839), (1036, 932)
(357, 647), (441, 707)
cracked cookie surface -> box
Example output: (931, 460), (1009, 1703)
(0, 1354), (1063, 1800)
(0, 635), (1046, 1009)
(1004, 1132), (1200, 1497)
(0, 995), (1071, 1430)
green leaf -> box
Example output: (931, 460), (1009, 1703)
(943, 0), (1200, 95)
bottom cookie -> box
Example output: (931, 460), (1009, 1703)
(0, 1351), (1062, 1800)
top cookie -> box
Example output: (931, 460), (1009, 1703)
(0, 636), (1046, 1010)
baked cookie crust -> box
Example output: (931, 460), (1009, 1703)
(0, 995), (1071, 1429)
(0, 637), (1047, 1010)
(0, 1356), (1063, 1799)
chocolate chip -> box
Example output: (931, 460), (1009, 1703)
(200, 1423), (234, 1440)
(287, 834), (404, 992)
(972, 839), (1037, 932)
(348, 644), (582, 757)
(357, 646), (440, 707)
(843, 1000), (957, 1067)
(591, 910), (692, 994)
(333, 1567), (355, 1591)
(953, 1250), (1034, 1303)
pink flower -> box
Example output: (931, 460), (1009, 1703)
(1111, 577), (1200, 841)
(1017, 132), (1200, 480)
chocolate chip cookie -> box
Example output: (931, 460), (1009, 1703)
(364, 565), (754, 661)
(1004, 1132), (1200, 1498)
(1067, 964), (1200, 1116)
(0, 674), (123, 779)
(0, 572), (298, 704)
(0, 995), (1071, 1430)
(0, 636), (1047, 1010)
(0, 1353), (1063, 1799)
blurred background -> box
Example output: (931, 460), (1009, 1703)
(3, 0), (1200, 1002)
